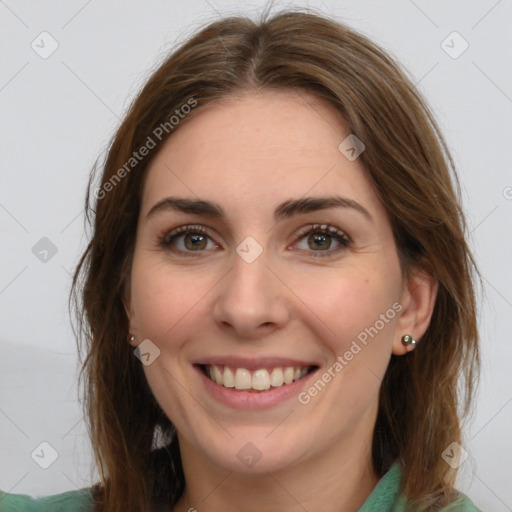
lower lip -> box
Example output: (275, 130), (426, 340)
(195, 366), (318, 410)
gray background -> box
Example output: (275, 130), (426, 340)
(1, 1), (511, 510)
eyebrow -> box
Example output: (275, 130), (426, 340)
(146, 195), (373, 223)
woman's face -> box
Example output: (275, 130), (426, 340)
(125, 91), (419, 474)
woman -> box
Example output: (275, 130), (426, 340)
(0, 8), (480, 512)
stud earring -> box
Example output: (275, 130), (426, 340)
(129, 335), (136, 344)
(401, 334), (417, 346)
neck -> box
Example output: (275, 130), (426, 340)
(173, 430), (380, 512)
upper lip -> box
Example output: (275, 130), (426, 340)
(193, 356), (319, 370)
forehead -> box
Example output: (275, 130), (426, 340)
(141, 90), (384, 222)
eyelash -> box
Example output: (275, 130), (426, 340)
(157, 223), (352, 258)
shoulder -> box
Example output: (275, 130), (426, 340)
(358, 463), (481, 511)
(442, 492), (481, 511)
(0, 488), (93, 512)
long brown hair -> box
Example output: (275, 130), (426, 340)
(72, 8), (479, 511)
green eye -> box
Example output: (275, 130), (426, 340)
(307, 232), (332, 250)
(183, 233), (208, 250)
(293, 224), (351, 257)
(158, 223), (351, 258)
(160, 225), (218, 253)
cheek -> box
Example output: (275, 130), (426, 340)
(290, 266), (400, 352)
(129, 258), (217, 346)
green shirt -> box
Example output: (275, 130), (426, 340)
(0, 463), (480, 511)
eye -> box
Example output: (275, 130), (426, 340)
(292, 224), (351, 257)
(158, 225), (219, 253)
(157, 223), (351, 258)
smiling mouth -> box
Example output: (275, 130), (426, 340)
(199, 364), (318, 392)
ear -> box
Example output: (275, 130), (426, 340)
(392, 267), (438, 355)
(122, 277), (139, 347)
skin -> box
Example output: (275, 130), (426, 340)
(124, 90), (437, 512)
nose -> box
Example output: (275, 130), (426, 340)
(212, 249), (290, 340)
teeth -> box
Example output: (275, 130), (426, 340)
(234, 368), (252, 390)
(252, 369), (271, 391)
(270, 368), (284, 387)
(223, 367), (235, 388)
(205, 364), (312, 392)
(283, 367), (294, 384)
(213, 365), (223, 385)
